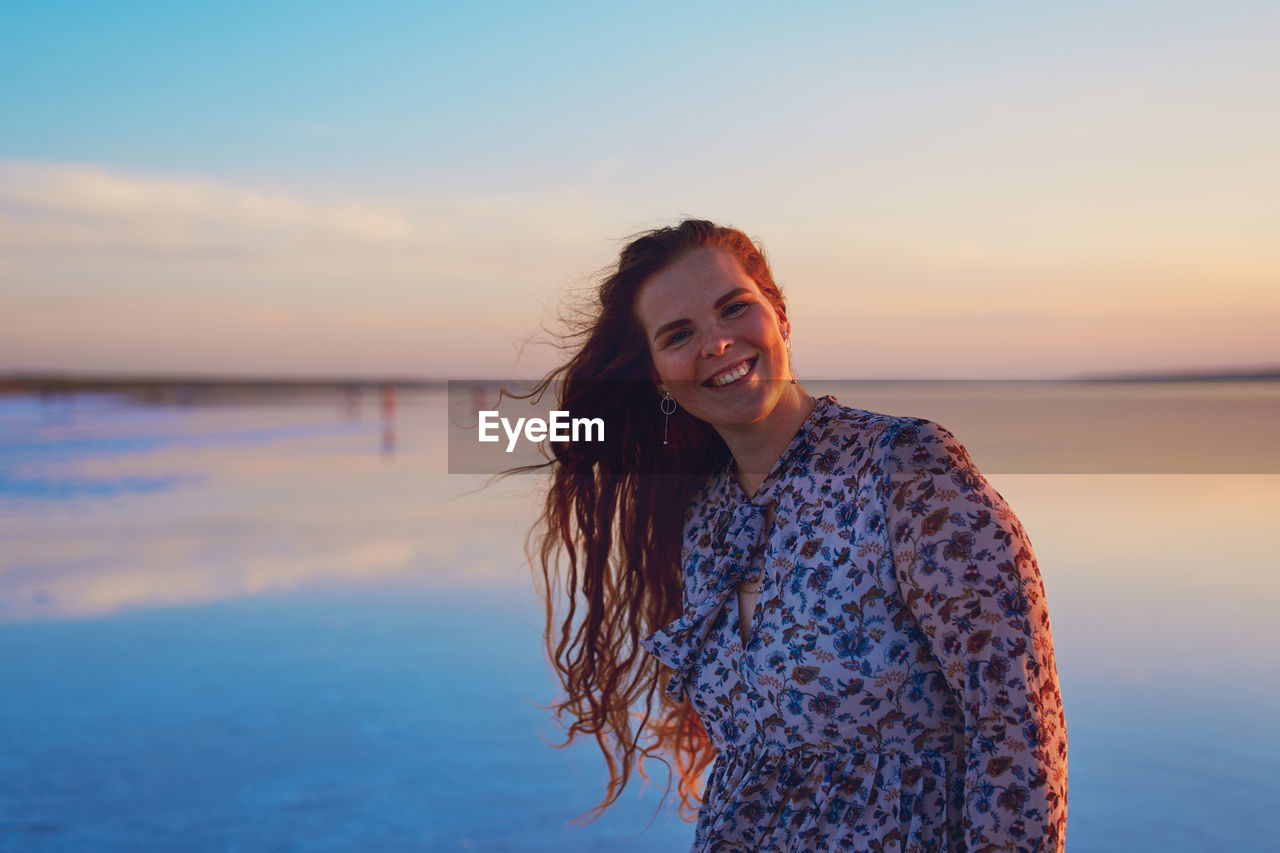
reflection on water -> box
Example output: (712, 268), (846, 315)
(1, 385), (1277, 850)
(1, 389), (520, 622)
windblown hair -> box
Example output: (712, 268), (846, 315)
(501, 219), (788, 820)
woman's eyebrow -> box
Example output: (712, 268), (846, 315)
(652, 287), (753, 342)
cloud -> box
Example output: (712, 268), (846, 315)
(0, 160), (623, 259)
(0, 160), (420, 255)
(0, 160), (630, 375)
(0, 159), (628, 306)
(2, 160), (1273, 379)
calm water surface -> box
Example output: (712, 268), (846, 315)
(1, 385), (1277, 851)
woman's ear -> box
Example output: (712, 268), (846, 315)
(773, 302), (790, 338)
(648, 363), (666, 396)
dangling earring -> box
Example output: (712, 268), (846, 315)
(659, 390), (678, 445)
(784, 331), (797, 385)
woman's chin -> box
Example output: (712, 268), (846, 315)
(687, 384), (778, 429)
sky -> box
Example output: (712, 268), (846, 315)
(1, 0), (1277, 379)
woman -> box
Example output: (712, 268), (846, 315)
(517, 219), (1067, 851)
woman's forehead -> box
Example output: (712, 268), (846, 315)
(634, 247), (758, 326)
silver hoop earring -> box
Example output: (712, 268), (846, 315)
(659, 390), (678, 445)
(784, 332), (797, 385)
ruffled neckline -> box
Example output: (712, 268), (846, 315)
(641, 394), (839, 702)
(719, 394), (838, 506)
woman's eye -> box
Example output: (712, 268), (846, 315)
(724, 302), (749, 317)
(666, 330), (691, 346)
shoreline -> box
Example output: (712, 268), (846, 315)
(2, 367), (1278, 398)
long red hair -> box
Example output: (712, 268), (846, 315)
(503, 219), (789, 820)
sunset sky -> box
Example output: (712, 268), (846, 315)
(2, 1), (1276, 379)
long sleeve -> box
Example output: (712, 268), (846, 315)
(882, 418), (1068, 852)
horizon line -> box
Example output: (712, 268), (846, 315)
(3, 364), (1280, 390)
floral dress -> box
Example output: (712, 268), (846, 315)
(641, 396), (1067, 852)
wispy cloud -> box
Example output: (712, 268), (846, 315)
(0, 160), (419, 254)
(0, 160), (617, 259)
(1, 160), (1274, 378)
(0, 160), (625, 375)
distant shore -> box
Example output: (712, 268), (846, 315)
(2, 367), (1278, 399)
(1069, 367), (1280, 382)
(0, 374), (445, 405)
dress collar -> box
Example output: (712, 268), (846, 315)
(718, 394), (837, 507)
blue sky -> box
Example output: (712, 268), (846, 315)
(1, 0), (1277, 377)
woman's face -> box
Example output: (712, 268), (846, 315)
(634, 246), (792, 432)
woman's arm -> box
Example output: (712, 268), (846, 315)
(882, 418), (1068, 852)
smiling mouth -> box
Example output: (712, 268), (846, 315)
(704, 357), (757, 389)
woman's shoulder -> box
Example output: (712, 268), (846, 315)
(817, 398), (967, 458)
(796, 399), (987, 497)
(816, 398), (897, 433)
(808, 397), (910, 459)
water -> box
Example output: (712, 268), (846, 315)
(1, 384), (1277, 851)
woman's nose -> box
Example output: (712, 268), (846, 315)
(701, 332), (732, 358)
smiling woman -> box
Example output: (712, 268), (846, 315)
(505, 219), (1067, 852)
(633, 245), (812, 498)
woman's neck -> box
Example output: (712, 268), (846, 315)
(721, 385), (815, 499)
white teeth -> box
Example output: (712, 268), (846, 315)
(711, 361), (751, 387)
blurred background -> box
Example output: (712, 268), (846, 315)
(1, 1), (1277, 850)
